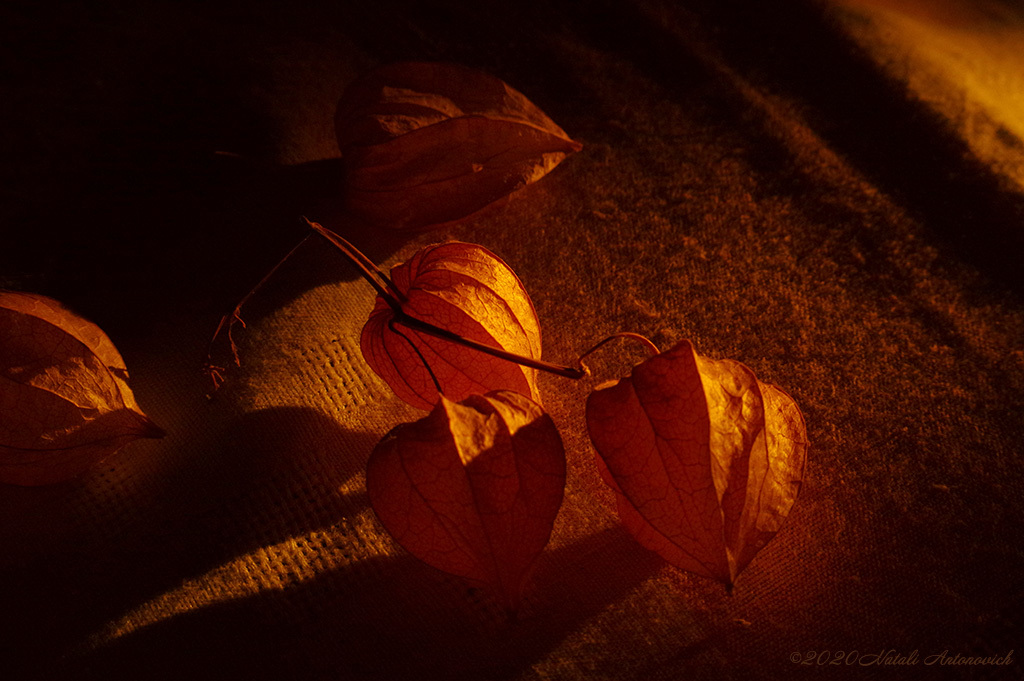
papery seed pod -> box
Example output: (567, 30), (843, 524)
(0, 292), (163, 485)
(367, 390), (565, 613)
(360, 241), (542, 410)
(586, 340), (807, 587)
(337, 61), (581, 230)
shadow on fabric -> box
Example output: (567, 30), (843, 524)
(0, 407), (379, 680)
(59, 527), (668, 681)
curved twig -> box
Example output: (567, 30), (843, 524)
(577, 332), (660, 376)
(204, 233), (313, 388)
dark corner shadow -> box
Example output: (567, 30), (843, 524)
(0, 3), (413, 343)
(45, 148), (409, 345)
(59, 527), (666, 681)
(0, 406), (380, 679)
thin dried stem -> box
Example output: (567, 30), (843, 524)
(305, 219), (405, 310)
(204, 233), (314, 389)
(207, 218), (599, 392)
(577, 332), (660, 376)
(392, 314), (587, 380)
(310, 223), (588, 381)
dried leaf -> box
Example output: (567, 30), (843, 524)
(366, 390), (565, 612)
(586, 340), (807, 586)
(337, 61), (582, 230)
(361, 241), (542, 410)
(0, 292), (164, 486)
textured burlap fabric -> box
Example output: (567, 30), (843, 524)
(2, 1), (1023, 679)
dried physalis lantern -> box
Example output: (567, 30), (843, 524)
(0, 292), (163, 485)
(586, 340), (807, 588)
(367, 390), (566, 614)
(359, 241), (543, 411)
(337, 61), (582, 230)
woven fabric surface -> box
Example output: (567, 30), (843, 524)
(1, 1), (1023, 679)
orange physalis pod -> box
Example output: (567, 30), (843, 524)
(360, 241), (544, 410)
(0, 292), (164, 485)
(586, 340), (807, 587)
(337, 61), (582, 230)
(366, 390), (566, 613)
